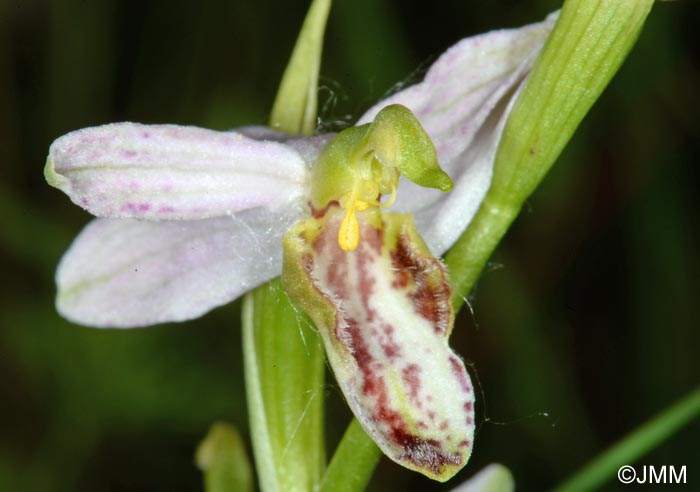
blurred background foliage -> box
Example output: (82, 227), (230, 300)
(0, 0), (698, 491)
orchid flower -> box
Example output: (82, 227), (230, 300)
(45, 12), (556, 481)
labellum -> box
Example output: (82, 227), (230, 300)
(282, 105), (475, 481)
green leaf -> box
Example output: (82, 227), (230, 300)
(269, 0), (331, 136)
(196, 422), (254, 492)
(243, 280), (325, 492)
(554, 389), (700, 492)
(445, 0), (654, 308)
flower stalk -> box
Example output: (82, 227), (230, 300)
(243, 2), (330, 491)
(243, 281), (325, 492)
(317, 419), (382, 492)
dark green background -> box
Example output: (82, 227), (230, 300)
(1, 1), (698, 490)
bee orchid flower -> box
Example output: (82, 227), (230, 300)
(45, 12), (556, 481)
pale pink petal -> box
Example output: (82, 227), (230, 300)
(56, 206), (304, 328)
(46, 123), (314, 220)
(359, 12), (557, 254)
(411, 90), (519, 255)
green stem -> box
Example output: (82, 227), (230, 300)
(554, 388), (700, 492)
(243, 281), (325, 492)
(243, 2), (332, 492)
(444, 197), (518, 312)
(318, 419), (382, 492)
(447, 0), (653, 307)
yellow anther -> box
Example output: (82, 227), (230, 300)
(338, 183), (361, 251)
(337, 178), (395, 251)
(339, 206), (360, 251)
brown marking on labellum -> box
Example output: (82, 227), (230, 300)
(401, 364), (422, 404)
(345, 317), (392, 415)
(346, 318), (372, 371)
(318, 213), (382, 323)
(378, 323), (401, 359)
(449, 356), (472, 394)
(326, 259), (344, 295)
(345, 318), (437, 463)
(390, 239), (415, 290)
(361, 217), (384, 254)
(390, 249), (413, 289)
(395, 430), (463, 476)
(296, 211), (466, 477)
(312, 218), (333, 255)
(356, 259), (375, 321)
(392, 232), (452, 335)
(381, 342), (399, 359)
(309, 200), (339, 219)
(325, 251), (349, 300)
(355, 228), (379, 322)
